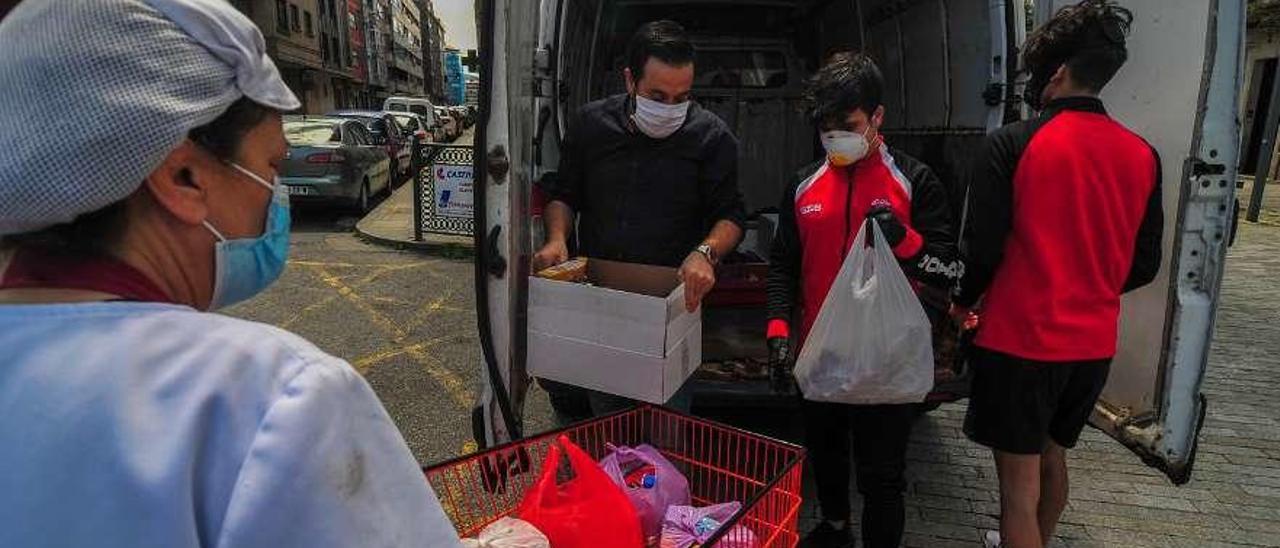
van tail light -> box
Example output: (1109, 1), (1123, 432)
(305, 152), (346, 164)
(416, 130), (428, 140)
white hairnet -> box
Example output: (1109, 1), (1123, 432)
(0, 0), (301, 236)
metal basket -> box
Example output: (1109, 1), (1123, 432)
(424, 404), (805, 547)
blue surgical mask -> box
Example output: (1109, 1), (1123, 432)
(201, 163), (291, 310)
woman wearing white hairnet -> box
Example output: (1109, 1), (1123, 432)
(0, 1), (461, 546)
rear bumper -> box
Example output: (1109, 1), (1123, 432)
(281, 175), (359, 203)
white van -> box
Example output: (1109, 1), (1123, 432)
(468, 0), (1245, 486)
(383, 96), (441, 139)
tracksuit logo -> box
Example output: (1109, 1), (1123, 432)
(918, 254), (965, 280)
(800, 203), (823, 216)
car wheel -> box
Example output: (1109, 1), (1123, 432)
(355, 179), (371, 214)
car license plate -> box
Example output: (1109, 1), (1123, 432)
(285, 185), (312, 196)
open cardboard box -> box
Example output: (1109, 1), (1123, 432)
(528, 259), (702, 404)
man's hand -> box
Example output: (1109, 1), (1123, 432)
(949, 303), (980, 331)
(866, 203), (906, 247)
(678, 251), (716, 313)
(767, 337), (793, 393)
(531, 239), (569, 272)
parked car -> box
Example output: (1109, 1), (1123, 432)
(280, 116), (391, 213)
(450, 106), (472, 129)
(434, 106), (460, 141)
(327, 110), (411, 181)
(384, 96), (445, 141)
(390, 111), (443, 146)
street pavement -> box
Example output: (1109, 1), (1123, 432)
(225, 204), (492, 464)
(227, 173), (1280, 546)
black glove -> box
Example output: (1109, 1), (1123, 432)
(866, 204), (907, 248)
(767, 337), (793, 393)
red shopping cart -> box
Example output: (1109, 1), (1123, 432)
(424, 404), (805, 547)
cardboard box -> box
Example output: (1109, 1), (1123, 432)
(528, 259), (702, 404)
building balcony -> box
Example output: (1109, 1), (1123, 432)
(392, 56), (424, 79)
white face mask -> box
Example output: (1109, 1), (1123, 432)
(632, 94), (690, 139)
(820, 128), (872, 167)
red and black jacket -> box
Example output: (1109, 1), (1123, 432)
(955, 96), (1163, 362)
(766, 144), (963, 346)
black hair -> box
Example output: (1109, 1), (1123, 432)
(625, 20), (695, 81)
(2, 98), (275, 255)
(189, 97), (276, 162)
(1023, 0), (1133, 94)
(803, 51), (884, 127)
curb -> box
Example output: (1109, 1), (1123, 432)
(353, 222), (475, 259)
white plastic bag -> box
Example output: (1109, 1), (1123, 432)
(793, 220), (934, 404)
(460, 517), (551, 548)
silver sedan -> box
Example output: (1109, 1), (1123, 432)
(280, 116), (392, 213)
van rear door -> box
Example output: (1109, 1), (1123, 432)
(470, 0), (542, 446)
(1034, 0), (1244, 484)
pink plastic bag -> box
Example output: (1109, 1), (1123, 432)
(659, 502), (757, 548)
(599, 444), (691, 541)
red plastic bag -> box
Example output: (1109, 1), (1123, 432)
(516, 435), (644, 548)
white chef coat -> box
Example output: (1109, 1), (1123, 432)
(0, 301), (463, 548)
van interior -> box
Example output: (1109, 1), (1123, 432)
(536, 0), (1017, 405)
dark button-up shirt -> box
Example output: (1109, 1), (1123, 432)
(540, 94), (745, 267)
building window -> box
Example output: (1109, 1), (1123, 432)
(320, 32), (329, 61)
(290, 4), (300, 32)
(304, 11), (313, 36)
(275, 0), (289, 33)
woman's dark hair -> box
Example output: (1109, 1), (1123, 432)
(2, 98), (274, 255)
(1022, 0), (1134, 93)
(625, 20), (695, 81)
(803, 51), (884, 127)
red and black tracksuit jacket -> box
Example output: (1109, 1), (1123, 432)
(955, 96), (1164, 362)
(766, 145), (964, 346)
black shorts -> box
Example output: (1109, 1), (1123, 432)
(963, 347), (1111, 455)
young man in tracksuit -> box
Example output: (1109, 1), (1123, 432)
(954, 3), (1163, 547)
(766, 52), (963, 548)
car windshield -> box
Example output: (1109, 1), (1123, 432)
(284, 121), (339, 145)
(409, 105), (430, 117)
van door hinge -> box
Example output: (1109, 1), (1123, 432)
(486, 145), (510, 184)
(1190, 158), (1226, 177)
(485, 225), (507, 279)
(532, 47), (552, 98)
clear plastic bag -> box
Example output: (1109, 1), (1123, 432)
(460, 517), (550, 548)
(599, 444), (691, 542)
(793, 220), (934, 405)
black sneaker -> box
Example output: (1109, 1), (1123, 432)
(800, 521), (854, 548)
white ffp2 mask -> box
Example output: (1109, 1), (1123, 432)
(632, 94), (690, 139)
(821, 129), (872, 166)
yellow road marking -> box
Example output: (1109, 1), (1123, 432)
(460, 440), (478, 455)
(291, 259), (437, 270)
(280, 262), (440, 329)
(314, 266), (471, 408)
(350, 335), (457, 371)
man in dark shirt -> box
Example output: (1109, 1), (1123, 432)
(533, 20), (745, 416)
(955, 2), (1163, 547)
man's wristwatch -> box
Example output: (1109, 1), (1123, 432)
(695, 243), (717, 265)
